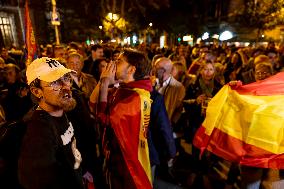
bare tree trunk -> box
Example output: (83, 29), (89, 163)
(121, 0), (125, 18)
(106, 0), (111, 12)
(112, 0), (116, 14)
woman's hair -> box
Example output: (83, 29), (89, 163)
(199, 61), (216, 72)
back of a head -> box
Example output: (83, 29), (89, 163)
(122, 49), (151, 80)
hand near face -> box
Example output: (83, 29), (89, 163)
(100, 62), (116, 85)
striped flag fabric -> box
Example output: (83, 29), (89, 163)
(107, 80), (153, 188)
(193, 72), (284, 169)
(25, 0), (37, 65)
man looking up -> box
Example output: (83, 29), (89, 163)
(18, 57), (84, 189)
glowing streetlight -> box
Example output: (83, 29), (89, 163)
(149, 23), (153, 27)
(99, 26), (103, 30)
(219, 31), (233, 41)
(201, 32), (209, 40)
(107, 13), (119, 21)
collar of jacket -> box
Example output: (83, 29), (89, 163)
(120, 79), (153, 92)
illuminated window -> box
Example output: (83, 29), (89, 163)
(0, 12), (17, 47)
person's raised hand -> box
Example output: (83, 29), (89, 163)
(100, 61), (116, 85)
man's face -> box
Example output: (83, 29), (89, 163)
(1, 48), (8, 59)
(5, 67), (17, 84)
(155, 61), (166, 80)
(66, 56), (83, 75)
(115, 54), (132, 81)
(40, 74), (76, 112)
(92, 48), (104, 59)
(54, 48), (66, 59)
(113, 53), (120, 61)
(255, 65), (272, 81)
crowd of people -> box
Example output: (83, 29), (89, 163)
(0, 40), (283, 189)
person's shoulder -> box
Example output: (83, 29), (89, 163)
(27, 110), (52, 129)
(83, 56), (92, 63)
(170, 77), (185, 89)
(23, 110), (55, 141)
(81, 72), (96, 81)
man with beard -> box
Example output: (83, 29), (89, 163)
(89, 49), (153, 189)
(18, 57), (84, 189)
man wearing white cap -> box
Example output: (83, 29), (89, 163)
(18, 57), (84, 189)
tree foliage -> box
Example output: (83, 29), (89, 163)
(239, 0), (284, 36)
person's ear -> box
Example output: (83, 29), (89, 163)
(30, 87), (43, 99)
(128, 65), (136, 75)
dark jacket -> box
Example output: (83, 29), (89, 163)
(148, 89), (176, 166)
(184, 77), (223, 142)
(18, 110), (84, 189)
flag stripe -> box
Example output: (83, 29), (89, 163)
(110, 89), (152, 189)
(234, 72), (284, 96)
(194, 72), (284, 169)
(194, 126), (284, 169)
(25, 0), (37, 65)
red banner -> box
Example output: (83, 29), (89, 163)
(25, 0), (37, 65)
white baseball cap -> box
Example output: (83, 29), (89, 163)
(26, 57), (74, 85)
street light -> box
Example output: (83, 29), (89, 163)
(99, 26), (103, 30)
(105, 12), (120, 39)
(219, 30), (233, 41)
(107, 13), (119, 21)
(149, 22), (153, 27)
(202, 32), (209, 40)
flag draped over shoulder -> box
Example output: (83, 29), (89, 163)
(193, 72), (284, 169)
(110, 80), (152, 189)
(25, 0), (37, 65)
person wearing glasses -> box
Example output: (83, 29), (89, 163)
(18, 57), (84, 189)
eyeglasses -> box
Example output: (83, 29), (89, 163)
(255, 71), (270, 76)
(42, 74), (73, 91)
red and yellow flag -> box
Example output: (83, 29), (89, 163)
(194, 72), (284, 169)
(110, 80), (152, 188)
(25, 0), (37, 65)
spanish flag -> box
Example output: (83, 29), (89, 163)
(193, 72), (284, 169)
(107, 80), (152, 188)
(25, 0), (37, 65)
